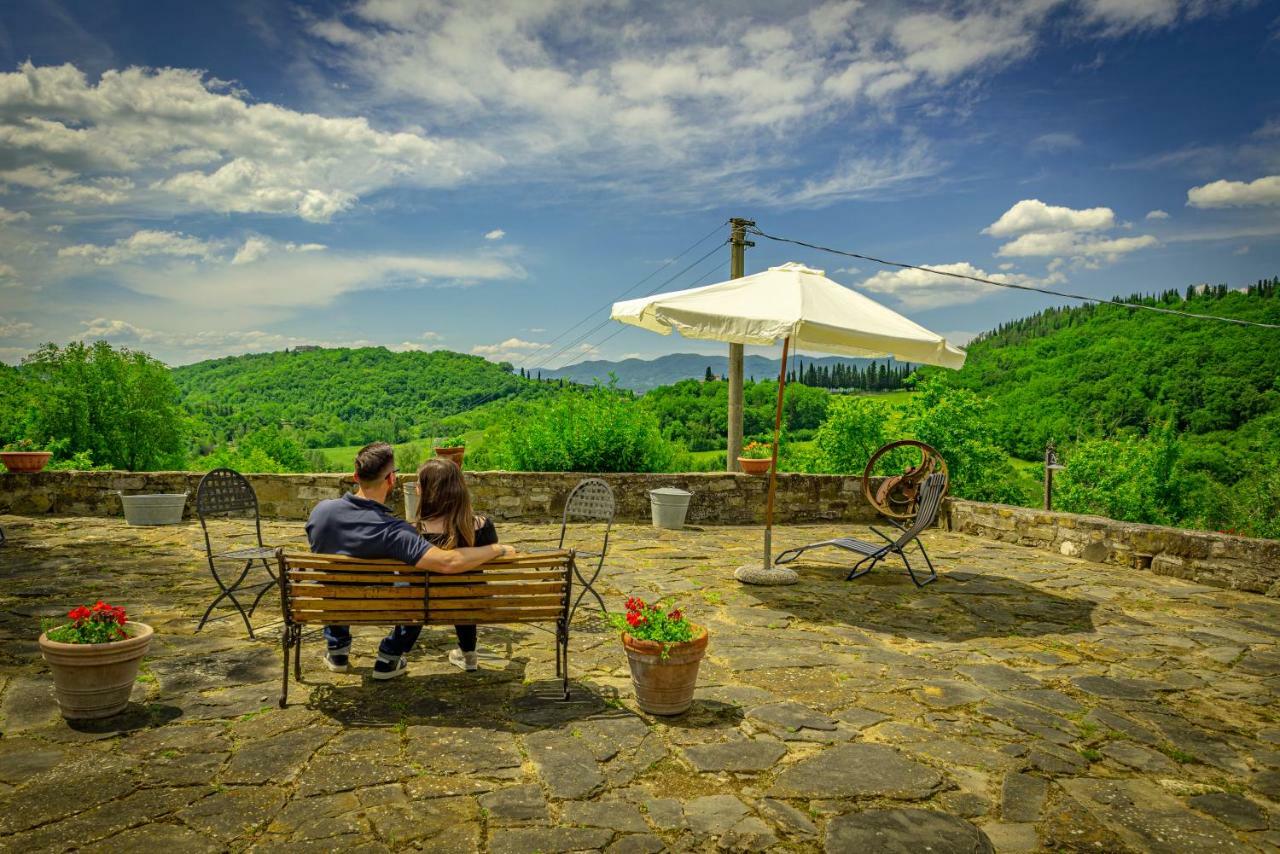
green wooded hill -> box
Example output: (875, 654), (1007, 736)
(174, 347), (549, 449)
(937, 278), (1280, 472)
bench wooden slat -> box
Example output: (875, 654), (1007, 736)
(427, 595), (566, 610)
(430, 570), (569, 583)
(292, 615), (425, 624)
(426, 608), (566, 623)
(430, 582), (565, 598)
(288, 585), (426, 599)
(288, 571), (427, 584)
(283, 552), (570, 569)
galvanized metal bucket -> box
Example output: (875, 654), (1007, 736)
(649, 487), (692, 530)
(118, 492), (188, 526)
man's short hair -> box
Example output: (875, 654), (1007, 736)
(355, 442), (395, 485)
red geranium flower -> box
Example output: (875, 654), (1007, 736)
(668, 609), (683, 621)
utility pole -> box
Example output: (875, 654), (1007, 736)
(727, 217), (755, 471)
(1043, 442), (1065, 510)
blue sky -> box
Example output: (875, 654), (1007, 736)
(0, 0), (1277, 367)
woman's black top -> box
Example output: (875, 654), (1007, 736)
(422, 516), (498, 550)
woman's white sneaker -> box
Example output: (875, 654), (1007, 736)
(449, 649), (479, 671)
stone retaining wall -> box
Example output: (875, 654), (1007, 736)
(2, 470), (1275, 596)
(0, 469), (883, 526)
(944, 499), (1280, 597)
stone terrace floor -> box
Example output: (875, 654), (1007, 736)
(0, 515), (1278, 853)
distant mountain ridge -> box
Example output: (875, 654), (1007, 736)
(541, 352), (907, 391)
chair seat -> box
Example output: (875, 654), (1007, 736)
(213, 546), (277, 560)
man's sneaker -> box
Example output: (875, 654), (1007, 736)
(371, 655), (408, 680)
(322, 651), (351, 673)
(449, 648), (479, 672)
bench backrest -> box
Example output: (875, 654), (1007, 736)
(277, 549), (574, 627)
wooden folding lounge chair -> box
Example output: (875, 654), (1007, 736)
(774, 472), (946, 587)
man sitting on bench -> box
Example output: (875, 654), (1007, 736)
(306, 441), (516, 680)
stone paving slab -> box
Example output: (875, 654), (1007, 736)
(0, 514), (1278, 851)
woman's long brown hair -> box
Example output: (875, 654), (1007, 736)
(413, 458), (476, 549)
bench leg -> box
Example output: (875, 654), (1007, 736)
(294, 626), (303, 680)
(557, 618), (570, 701)
(279, 625), (292, 709)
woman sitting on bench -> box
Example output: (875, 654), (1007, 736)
(412, 458), (499, 672)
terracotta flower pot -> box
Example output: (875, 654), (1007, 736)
(434, 447), (465, 468)
(737, 456), (772, 475)
(1, 451), (52, 473)
(622, 624), (708, 715)
(38, 622), (153, 719)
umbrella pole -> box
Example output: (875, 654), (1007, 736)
(763, 336), (789, 568)
(736, 336), (797, 585)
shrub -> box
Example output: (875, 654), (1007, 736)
(486, 382), (672, 473)
(1054, 426), (1182, 525)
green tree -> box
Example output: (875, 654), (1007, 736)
(900, 377), (1023, 504)
(704, 366), (714, 382)
(804, 396), (889, 474)
(22, 341), (186, 470)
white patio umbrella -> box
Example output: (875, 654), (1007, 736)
(611, 262), (966, 584)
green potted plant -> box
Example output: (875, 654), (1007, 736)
(434, 436), (466, 468)
(737, 440), (773, 475)
(1, 439), (53, 473)
(610, 597), (707, 715)
(39, 600), (153, 719)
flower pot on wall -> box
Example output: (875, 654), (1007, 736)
(622, 625), (708, 715)
(737, 457), (772, 475)
(38, 622), (153, 719)
(1, 451), (52, 473)
(434, 447), (465, 468)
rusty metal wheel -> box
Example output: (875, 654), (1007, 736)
(861, 440), (949, 520)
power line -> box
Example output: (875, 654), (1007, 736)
(521, 239), (729, 375)
(506, 220), (728, 373)
(578, 248), (730, 357)
(746, 226), (1280, 330)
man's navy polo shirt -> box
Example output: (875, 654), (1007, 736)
(305, 493), (431, 564)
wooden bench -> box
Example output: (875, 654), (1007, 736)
(275, 548), (576, 707)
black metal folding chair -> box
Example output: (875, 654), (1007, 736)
(195, 468), (278, 637)
(774, 472), (946, 588)
(558, 478), (615, 619)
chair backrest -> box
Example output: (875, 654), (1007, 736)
(277, 550), (574, 628)
(196, 468), (260, 519)
(563, 478), (615, 523)
(896, 472), (947, 547)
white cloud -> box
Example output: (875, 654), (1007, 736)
(118, 251), (522, 309)
(996, 232), (1158, 259)
(304, 1), (1069, 206)
(0, 314), (34, 337)
(1145, 209), (1170, 220)
(983, 199), (1115, 237)
(76, 317), (389, 363)
(0, 62), (499, 221)
(484, 229), (505, 241)
(0, 207), (30, 224)
(1075, 0), (1246, 34)
(858, 262), (1014, 309)
(1029, 132), (1082, 152)
(0, 261), (20, 287)
(231, 236), (271, 265)
(58, 229), (220, 265)
(472, 337), (542, 357)
(1186, 175), (1280, 208)
(45, 223), (62, 232)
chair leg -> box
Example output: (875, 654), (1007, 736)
(904, 541), (938, 588)
(846, 552), (883, 581)
(774, 545), (805, 565)
(197, 559), (255, 637)
(569, 559), (608, 621)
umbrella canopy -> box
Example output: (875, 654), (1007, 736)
(611, 262), (966, 369)
(611, 260), (966, 585)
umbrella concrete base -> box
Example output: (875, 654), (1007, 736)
(734, 564), (799, 586)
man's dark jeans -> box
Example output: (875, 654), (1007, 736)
(325, 625), (421, 659)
